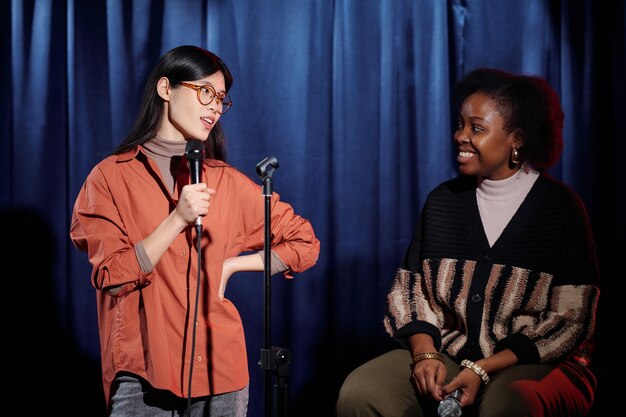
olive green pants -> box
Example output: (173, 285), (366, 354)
(336, 349), (595, 417)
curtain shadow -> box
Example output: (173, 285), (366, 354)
(0, 207), (107, 416)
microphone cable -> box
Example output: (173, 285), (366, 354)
(187, 224), (203, 414)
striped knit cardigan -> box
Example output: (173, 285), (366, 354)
(384, 174), (599, 366)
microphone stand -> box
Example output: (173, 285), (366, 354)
(256, 157), (291, 417)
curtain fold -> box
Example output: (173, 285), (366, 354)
(2, 1), (622, 415)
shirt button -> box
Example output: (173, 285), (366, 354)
(483, 254), (490, 262)
(181, 250), (186, 256)
(471, 293), (482, 303)
(197, 355), (203, 362)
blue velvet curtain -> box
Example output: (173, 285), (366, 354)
(2, 1), (623, 415)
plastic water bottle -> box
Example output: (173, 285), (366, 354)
(437, 389), (462, 417)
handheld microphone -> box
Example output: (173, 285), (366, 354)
(185, 139), (206, 230)
(437, 389), (462, 417)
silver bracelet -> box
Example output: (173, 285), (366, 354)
(460, 359), (490, 385)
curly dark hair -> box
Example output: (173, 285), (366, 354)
(452, 67), (564, 169)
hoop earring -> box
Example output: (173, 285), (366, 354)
(511, 147), (520, 164)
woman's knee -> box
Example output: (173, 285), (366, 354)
(336, 350), (415, 416)
(476, 362), (595, 417)
(337, 362), (382, 413)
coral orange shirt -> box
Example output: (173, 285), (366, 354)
(70, 147), (320, 406)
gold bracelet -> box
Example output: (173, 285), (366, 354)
(411, 352), (444, 366)
(460, 359), (489, 385)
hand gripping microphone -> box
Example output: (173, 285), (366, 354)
(437, 389), (462, 417)
(185, 139), (206, 231)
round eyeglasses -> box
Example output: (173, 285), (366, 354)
(175, 81), (233, 114)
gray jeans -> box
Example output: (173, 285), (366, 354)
(109, 373), (249, 417)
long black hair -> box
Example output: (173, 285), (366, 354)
(111, 45), (233, 160)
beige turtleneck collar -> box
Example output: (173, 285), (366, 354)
(142, 136), (189, 193)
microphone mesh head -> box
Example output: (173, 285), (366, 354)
(437, 395), (462, 417)
(185, 139), (205, 160)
